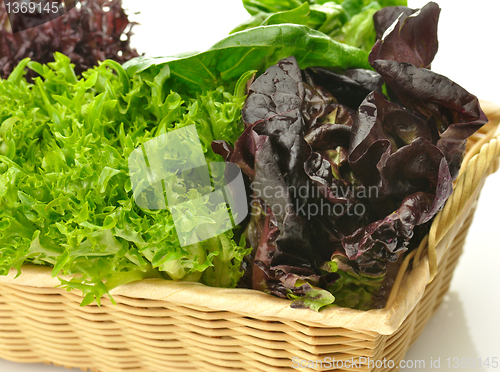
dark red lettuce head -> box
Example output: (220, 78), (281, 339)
(213, 2), (487, 310)
(0, 0), (139, 79)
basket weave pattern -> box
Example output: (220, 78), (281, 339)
(1, 103), (499, 372)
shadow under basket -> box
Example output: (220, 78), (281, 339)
(1, 102), (500, 372)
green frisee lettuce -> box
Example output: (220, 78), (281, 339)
(0, 53), (250, 305)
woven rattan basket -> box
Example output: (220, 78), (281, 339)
(1, 102), (500, 372)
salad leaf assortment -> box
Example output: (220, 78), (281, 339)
(0, 0), (487, 310)
(0, 19), (373, 304)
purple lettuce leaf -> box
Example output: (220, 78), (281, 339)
(304, 123), (352, 152)
(241, 56), (304, 127)
(225, 125), (268, 181)
(234, 57), (320, 290)
(345, 92), (453, 260)
(243, 57), (311, 196)
(211, 140), (233, 162)
(349, 92), (438, 191)
(373, 6), (415, 40)
(303, 67), (384, 110)
(248, 196), (338, 311)
(371, 60), (488, 178)
(369, 2), (440, 69)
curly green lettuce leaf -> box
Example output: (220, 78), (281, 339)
(0, 53), (249, 305)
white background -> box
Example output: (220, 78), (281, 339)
(0, 0), (499, 371)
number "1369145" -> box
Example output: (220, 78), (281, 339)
(446, 357), (499, 369)
(6, 1), (60, 14)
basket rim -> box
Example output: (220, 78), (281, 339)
(0, 262), (420, 335)
(1, 101), (499, 336)
(0, 154), (484, 336)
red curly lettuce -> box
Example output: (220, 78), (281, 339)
(212, 2), (487, 311)
(0, 0), (138, 79)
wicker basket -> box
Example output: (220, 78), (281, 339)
(1, 102), (500, 372)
